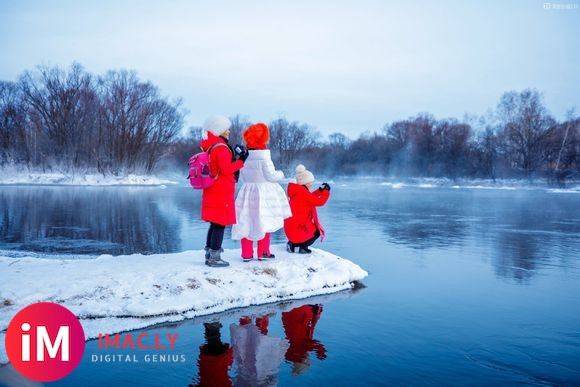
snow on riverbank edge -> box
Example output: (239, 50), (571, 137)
(2, 169), (579, 192)
(0, 169), (178, 186)
(0, 245), (368, 364)
(367, 177), (580, 192)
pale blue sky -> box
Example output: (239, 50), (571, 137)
(1, 0), (578, 136)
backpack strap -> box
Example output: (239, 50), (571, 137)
(207, 142), (229, 154)
(206, 142), (231, 177)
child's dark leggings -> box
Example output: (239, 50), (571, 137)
(295, 229), (321, 250)
(206, 222), (225, 250)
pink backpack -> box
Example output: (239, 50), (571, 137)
(188, 143), (227, 189)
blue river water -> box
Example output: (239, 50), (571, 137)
(0, 180), (579, 385)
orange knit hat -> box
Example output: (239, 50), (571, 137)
(243, 123), (270, 149)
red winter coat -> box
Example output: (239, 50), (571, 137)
(284, 183), (330, 243)
(197, 345), (233, 387)
(282, 305), (326, 363)
(200, 133), (244, 226)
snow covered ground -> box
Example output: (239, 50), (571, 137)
(0, 245), (367, 364)
(0, 168), (178, 186)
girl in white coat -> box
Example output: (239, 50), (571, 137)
(232, 123), (291, 261)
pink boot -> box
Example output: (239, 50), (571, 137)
(255, 315), (269, 335)
(257, 233), (275, 260)
(241, 238), (254, 262)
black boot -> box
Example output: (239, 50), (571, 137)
(207, 249), (229, 267)
(286, 241), (295, 253)
(259, 252), (275, 260)
(205, 247), (223, 263)
(204, 247), (210, 264)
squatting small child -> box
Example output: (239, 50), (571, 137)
(284, 165), (331, 254)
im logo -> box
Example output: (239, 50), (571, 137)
(5, 302), (86, 382)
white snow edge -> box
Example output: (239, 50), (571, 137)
(0, 168), (177, 186)
(0, 245), (368, 364)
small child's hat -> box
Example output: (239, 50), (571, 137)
(295, 164), (314, 185)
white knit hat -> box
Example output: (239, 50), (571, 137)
(295, 164), (314, 185)
(202, 115), (232, 139)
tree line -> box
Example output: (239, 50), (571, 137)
(0, 63), (183, 174)
(306, 91), (579, 181)
(313, 90), (579, 181)
(2, 63), (578, 182)
(172, 89), (578, 183)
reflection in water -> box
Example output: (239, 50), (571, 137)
(230, 315), (288, 386)
(192, 321), (233, 387)
(346, 190), (470, 249)
(282, 304), (326, 376)
(494, 231), (543, 282)
(487, 197), (580, 282)
(336, 187), (580, 282)
(381, 214), (467, 249)
(189, 305), (328, 386)
(0, 364), (43, 387)
(0, 187), (180, 255)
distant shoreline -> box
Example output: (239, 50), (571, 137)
(1, 168), (579, 190)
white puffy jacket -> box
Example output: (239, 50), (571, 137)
(232, 150), (291, 240)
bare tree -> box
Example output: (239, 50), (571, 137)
(19, 63), (99, 171)
(475, 127), (499, 180)
(228, 114), (251, 148)
(1, 63), (183, 174)
(432, 119), (472, 176)
(0, 81), (28, 165)
(496, 89), (556, 177)
(268, 117), (320, 167)
(328, 132), (350, 149)
(98, 69), (182, 173)
(384, 121), (410, 151)
(543, 109), (580, 184)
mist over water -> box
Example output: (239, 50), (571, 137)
(1, 180), (579, 385)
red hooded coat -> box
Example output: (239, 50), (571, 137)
(282, 305), (326, 363)
(284, 183), (330, 243)
(200, 133), (244, 226)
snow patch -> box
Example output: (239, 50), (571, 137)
(0, 168), (177, 186)
(0, 245), (367, 364)
(455, 185), (517, 190)
(380, 182), (405, 189)
(548, 185), (580, 193)
(373, 177), (580, 192)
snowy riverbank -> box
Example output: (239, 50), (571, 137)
(1, 168), (579, 192)
(0, 168), (179, 186)
(0, 245), (368, 364)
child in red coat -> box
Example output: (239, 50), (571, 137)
(284, 164), (330, 254)
(282, 304), (326, 375)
